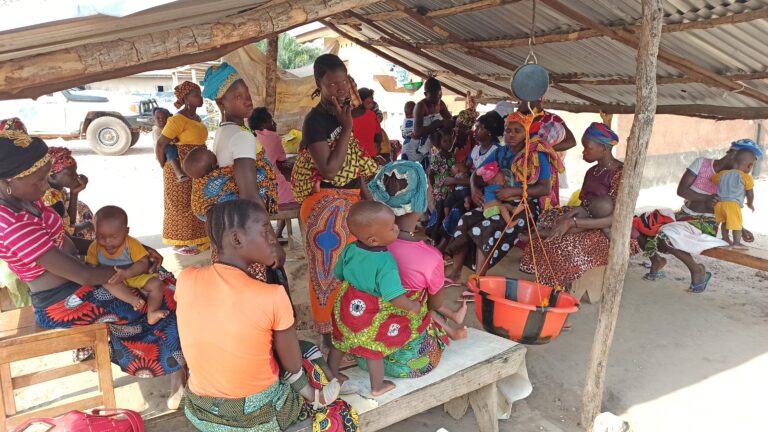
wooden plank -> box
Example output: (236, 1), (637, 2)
(94, 329), (117, 409)
(701, 246), (768, 271)
(12, 360), (96, 389)
(0, 322), (107, 349)
(468, 383), (499, 432)
(363, 0), (524, 21)
(580, 1), (663, 429)
(265, 35), (279, 114)
(0, 287), (15, 312)
(1, 331), (98, 363)
(0, 306), (36, 332)
(6, 394), (104, 430)
(1, 363), (15, 416)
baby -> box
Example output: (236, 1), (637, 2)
(329, 201), (420, 396)
(712, 149), (757, 249)
(475, 162), (514, 224)
(87, 206), (168, 324)
(445, 162), (471, 215)
(183, 146), (240, 220)
(153, 107), (187, 182)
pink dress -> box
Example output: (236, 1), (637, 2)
(255, 129), (296, 205)
(387, 239), (444, 295)
(687, 157), (718, 195)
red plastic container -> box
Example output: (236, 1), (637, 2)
(467, 276), (579, 344)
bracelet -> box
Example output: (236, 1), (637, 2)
(573, 216), (578, 228)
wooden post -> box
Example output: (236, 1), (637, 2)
(580, 0), (663, 430)
(265, 35), (279, 114)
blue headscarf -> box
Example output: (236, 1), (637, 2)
(368, 161), (429, 216)
(583, 122), (619, 149)
(730, 138), (763, 158)
(201, 62), (242, 100)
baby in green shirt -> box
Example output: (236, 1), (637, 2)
(329, 201), (420, 397)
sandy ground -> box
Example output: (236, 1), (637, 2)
(11, 134), (768, 432)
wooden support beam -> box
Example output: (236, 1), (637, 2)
(580, 1), (663, 429)
(550, 83), (607, 106)
(345, 12), (512, 96)
(0, 0), (380, 100)
(363, 0), (523, 21)
(540, 0), (768, 105)
(265, 35), (279, 114)
(320, 20), (466, 96)
(555, 71), (768, 86)
(542, 102), (768, 120)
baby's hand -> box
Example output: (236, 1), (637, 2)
(108, 267), (129, 285)
(748, 203), (755, 212)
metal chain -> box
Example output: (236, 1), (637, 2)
(526, 0), (538, 64)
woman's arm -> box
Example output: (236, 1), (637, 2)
(553, 125), (577, 152)
(308, 100), (353, 179)
(35, 247), (115, 286)
(232, 158), (267, 207)
(273, 325), (303, 373)
(67, 235), (92, 255)
(155, 135), (172, 167)
(548, 213), (612, 239)
(412, 102), (444, 138)
(495, 177), (553, 201)
(676, 170), (717, 207)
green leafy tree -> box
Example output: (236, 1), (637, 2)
(256, 33), (323, 70)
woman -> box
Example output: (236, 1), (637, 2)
(351, 87), (383, 159)
(156, 81), (209, 255)
(176, 200), (356, 431)
(352, 161), (452, 377)
(405, 77), (453, 171)
(520, 122), (639, 288)
(638, 138), (760, 291)
(444, 112), (555, 281)
(0, 120), (185, 406)
(200, 63), (284, 284)
(468, 111), (503, 170)
(42, 146), (94, 239)
(291, 54), (378, 347)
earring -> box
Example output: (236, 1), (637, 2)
(4, 182), (11, 196)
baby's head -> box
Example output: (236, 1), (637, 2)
(348, 201), (399, 247)
(153, 107), (172, 130)
(476, 162), (505, 186)
(587, 196), (614, 219)
(429, 128), (454, 153)
(451, 162), (468, 177)
(404, 101), (415, 119)
(733, 148), (757, 173)
(94, 205), (129, 254)
(183, 147), (218, 179)
(206, 200), (278, 267)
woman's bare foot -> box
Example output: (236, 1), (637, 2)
(132, 297), (146, 312)
(167, 369), (186, 410)
(445, 325), (469, 341)
(649, 254), (667, 274)
(691, 263), (706, 286)
(148, 309), (170, 325)
(371, 380), (396, 396)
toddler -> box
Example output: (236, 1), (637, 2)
(400, 101), (417, 160)
(183, 146), (240, 221)
(712, 149), (757, 249)
(153, 107), (187, 182)
(87, 206), (168, 324)
(329, 201), (420, 396)
(475, 162), (514, 224)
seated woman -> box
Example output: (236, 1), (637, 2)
(520, 122), (639, 288)
(334, 161), (462, 380)
(176, 200), (357, 431)
(42, 146), (95, 240)
(637, 138), (760, 292)
(444, 111), (557, 281)
(0, 120), (185, 407)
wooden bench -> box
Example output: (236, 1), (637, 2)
(271, 203), (302, 250)
(701, 246), (768, 271)
(145, 329), (527, 432)
(0, 306), (116, 430)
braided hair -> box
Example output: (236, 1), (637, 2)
(205, 200), (266, 253)
(311, 54), (347, 99)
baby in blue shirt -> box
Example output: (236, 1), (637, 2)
(476, 161), (514, 223)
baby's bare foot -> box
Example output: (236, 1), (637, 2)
(731, 243), (749, 250)
(371, 380), (396, 396)
(147, 309), (169, 325)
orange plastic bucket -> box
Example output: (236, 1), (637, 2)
(467, 276), (579, 344)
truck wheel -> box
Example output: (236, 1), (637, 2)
(130, 130), (141, 147)
(86, 116), (131, 156)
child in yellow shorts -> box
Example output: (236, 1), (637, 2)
(87, 206), (168, 324)
(712, 149), (757, 250)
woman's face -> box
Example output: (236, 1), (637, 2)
(184, 87), (204, 109)
(504, 122), (526, 148)
(49, 165), (79, 189)
(425, 88), (442, 105)
(221, 80), (254, 120)
(318, 69), (350, 104)
(238, 212), (279, 266)
(7, 161), (52, 201)
(581, 137), (607, 163)
(363, 97), (375, 111)
(475, 122), (490, 143)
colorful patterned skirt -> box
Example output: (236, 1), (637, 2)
(183, 342), (358, 432)
(301, 188), (360, 334)
(32, 270), (184, 377)
(520, 207), (640, 287)
(163, 144), (208, 247)
(332, 283), (448, 378)
(642, 209), (718, 256)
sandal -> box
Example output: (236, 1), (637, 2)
(642, 271), (666, 281)
(688, 271), (712, 293)
(443, 277), (461, 288)
(313, 378), (341, 410)
(172, 245), (198, 256)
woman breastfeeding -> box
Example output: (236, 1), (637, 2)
(176, 200), (357, 431)
(0, 119), (185, 407)
(197, 62), (285, 284)
(291, 54), (378, 349)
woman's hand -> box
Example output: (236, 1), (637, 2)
(332, 96), (353, 130)
(495, 187), (520, 202)
(547, 218), (575, 240)
(471, 188), (484, 207)
(145, 247), (164, 273)
(70, 175), (88, 194)
(705, 194), (720, 209)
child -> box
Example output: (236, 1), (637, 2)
(427, 128), (457, 244)
(153, 107), (187, 182)
(329, 201), (421, 396)
(400, 101), (417, 160)
(87, 206), (169, 324)
(712, 149), (757, 249)
(445, 162), (471, 217)
(183, 146), (240, 221)
(475, 162), (514, 224)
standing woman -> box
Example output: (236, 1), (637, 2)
(156, 81), (209, 255)
(291, 54), (378, 349)
(405, 77), (452, 171)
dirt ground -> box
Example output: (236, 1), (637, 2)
(13, 134), (768, 432)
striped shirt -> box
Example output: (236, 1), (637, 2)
(0, 200), (65, 282)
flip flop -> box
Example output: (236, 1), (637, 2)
(458, 290), (475, 303)
(642, 271), (666, 281)
(688, 271), (712, 293)
(172, 246), (198, 256)
(443, 277), (461, 287)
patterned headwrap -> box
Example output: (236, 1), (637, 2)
(476, 161), (500, 183)
(48, 146), (77, 174)
(368, 161), (429, 216)
(202, 63), (242, 100)
(173, 81), (201, 109)
(583, 122), (619, 148)
(0, 118), (50, 179)
(730, 138), (763, 158)
(456, 109), (478, 128)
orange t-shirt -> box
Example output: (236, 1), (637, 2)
(175, 263), (294, 398)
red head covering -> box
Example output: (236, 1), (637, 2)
(48, 146), (76, 174)
(174, 81), (201, 109)
(476, 161), (500, 182)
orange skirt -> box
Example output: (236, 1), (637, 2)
(300, 188), (360, 334)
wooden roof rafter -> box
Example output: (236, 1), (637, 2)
(333, 0), (524, 23)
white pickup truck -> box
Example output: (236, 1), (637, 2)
(0, 89), (157, 156)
